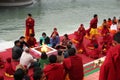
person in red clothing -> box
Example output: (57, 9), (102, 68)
(99, 32), (120, 80)
(88, 44), (100, 59)
(0, 57), (4, 68)
(27, 34), (37, 48)
(87, 35), (98, 50)
(107, 18), (112, 28)
(50, 27), (59, 37)
(73, 24), (86, 53)
(25, 13), (35, 41)
(101, 22), (110, 37)
(88, 14), (98, 39)
(43, 55), (65, 80)
(5, 57), (15, 77)
(63, 48), (84, 80)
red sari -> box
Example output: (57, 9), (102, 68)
(99, 45), (120, 80)
(25, 17), (35, 40)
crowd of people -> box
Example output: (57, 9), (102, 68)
(0, 14), (120, 80)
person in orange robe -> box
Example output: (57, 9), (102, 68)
(99, 32), (120, 80)
(5, 57), (15, 77)
(25, 13), (35, 41)
(27, 34), (37, 48)
(107, 18), (112, 28)
(74, 24), (86, 53)
(43, 55), (65, 80)
(63, 48), (84, 80)
(101, 23), (109, 37)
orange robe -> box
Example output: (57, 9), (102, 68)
(63, 55), (84, 80)
(25, 17), (35, 39)
(99, 45), (120, 80)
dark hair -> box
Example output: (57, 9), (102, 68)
(28, 13), (32, 17)
(57, 50), (63, 56)
(113, 32), (120, 43)
(67, 44), (72, 49)
(64, 34), (69, 39)
(14, 40), (20, 45)
(68, 48), (76, 56)
(108, 18), (111, 21)
(94, 44), (98, 48)
(42, 32), (46, 36)
(30, 34), (35, 37)
(94, 14), (98, 18)
(49, 55), (57, 63)
(41, 52), (48, 59)
(19, 36), (25, 39)
(103, 19), (106, 22)
(33, 67), (43, 80)
(14, 68), (25, 80)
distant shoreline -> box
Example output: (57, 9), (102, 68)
(0, 0), (33, 6)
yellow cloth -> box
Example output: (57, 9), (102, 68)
(90, 28), (98, 35)
(5, 72), (14, 78)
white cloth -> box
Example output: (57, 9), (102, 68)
(20, 51), (35, 68)
(110, 24), (117, 30)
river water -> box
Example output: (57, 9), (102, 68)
(0, 0), (120, 41)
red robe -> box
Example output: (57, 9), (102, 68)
(88, 48), (99, 59)
(0, 58), (4, 68)
(5, 62), (15, 75)
(101, 26), (109, 36)
(25, 17), (35, 38)
(27, 37), (37, 48)
(90, 18), (98, 29)
(99, 45), (120, 80)
(50, 31), (59, 37)
(43, 63), (65, 80)
(87, 37), (98, 49)
(63, 55), (84, 80)
(102, 34), (112, 47)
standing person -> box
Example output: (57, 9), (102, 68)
(89, 14), (98, 38)
(43, 55), (65, 80)
(99, 32), (120, 80)
(25, 13), (35, 41)
(63, 48), (84, 80)
(12, 40), (23, 61)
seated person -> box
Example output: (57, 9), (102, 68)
(56, 34), (70, 50)
(0, 57), (4, 68)
(27, 34), (37, 48)
(88, 44), (100, 59)
(19, 36), (29, 49)
(40, 32), (50, 46)
(38, 52), (49, 69)
(107, 18), (112, 28)
(0, 75), (4, 80)
(101, 24), (110, 36)
(14, 68), (25, 80)
(50, 27), (59, 37)
(110, 20), (117, 34)
(33, 67), (43, 80)
(50, 33), (60, 48)
(5, 57), (15, 77)
(57, 50), (64, 63)
(12, 40), (23, 60)
(20, 48), (37, 69)
(43, 55), (65, 80)
(87, 35), (98, 50)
